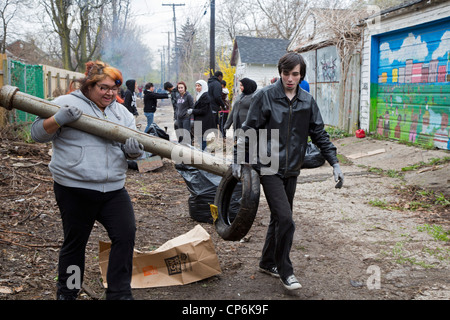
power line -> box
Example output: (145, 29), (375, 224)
(162, 3), (185, 82)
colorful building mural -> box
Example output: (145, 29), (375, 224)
(373, 19), (450, 150)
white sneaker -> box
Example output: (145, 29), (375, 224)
(280, 275), (302, 290)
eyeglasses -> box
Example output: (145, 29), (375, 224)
(96, 84), (119, 93)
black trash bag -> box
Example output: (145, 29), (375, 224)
(145, 122), (169, 141)
(176, 163), (241, 224)
(301, 142), (325, 168)
(127, 160), (139, 170)
(175, 163), (222, 224)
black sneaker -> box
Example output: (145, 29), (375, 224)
(280, 275), (302, 290)
(258, 265), (280, 278)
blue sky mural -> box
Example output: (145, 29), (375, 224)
(374, 19), (450, 150)
(378, 20), (450, 84)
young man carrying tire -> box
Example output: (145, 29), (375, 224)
(232, 52), (344, 290)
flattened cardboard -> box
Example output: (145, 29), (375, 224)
(99, 225), (221, 288)
(136, 155), (163, 173)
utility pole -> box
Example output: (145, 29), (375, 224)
(162, 31), (172, 82)
(162, 46), (166, 86)
(158, 49), (164, 87)
(210, 0), (215, 76)
(162, 3), (185, 82)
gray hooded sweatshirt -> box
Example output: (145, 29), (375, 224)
(31, 90), (138, 192)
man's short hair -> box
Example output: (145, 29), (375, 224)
(145, 82), (154, 90)
(278, 52), (306, 82)
(214, 71), (223, 78)
(163, 82), (173, 90)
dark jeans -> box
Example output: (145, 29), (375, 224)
(54, 182), (136, 300)
(259, 175), (297, 280)
(177, 118), (191, 144)
(218, 111), (229, 138)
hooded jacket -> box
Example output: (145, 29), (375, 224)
(224, 78), (257, 131)
(176, 91), (194, 120)
(207, 76), (225, 113)
(241, 79), (338, 178)
(124, 79), (138, 115)
(30, 90), (138, 192)
(143, 89), (169, 113)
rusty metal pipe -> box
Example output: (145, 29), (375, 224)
(0, 85), (230, 176)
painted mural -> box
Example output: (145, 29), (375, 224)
(317, 46), (341, 83)
(375, 20), (450, 150)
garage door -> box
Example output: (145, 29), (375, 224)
(375, 18), (450, 150)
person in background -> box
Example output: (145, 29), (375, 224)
(219, 79), (231, 140)
(300, 79), (310, 93)
(208, 71), (225, 132)
(143, 82), (169, 133)
(234, 52), (343, 291)
(175, 81), (194, 144)
(164, 81), (179, 131)
(123, 79), (139, 116)
(187, 79), (215, 150)
(224, 78), (257, 133)
(30, 60), (143, 300)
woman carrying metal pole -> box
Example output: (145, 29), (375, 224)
(30, 60), (143, 300)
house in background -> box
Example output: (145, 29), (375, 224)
(288, 8), (362, 133)
(360, 0), (450, 150)
(7, 40), (57, 67)
(230, 36), (290, 97)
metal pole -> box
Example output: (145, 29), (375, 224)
(162, 3), (185, 83)
(210, 0), (215, 75)
(0, 85), (230, 177)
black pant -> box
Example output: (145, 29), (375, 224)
(259, 175), (297, 280)
(54, 182), (136, 300)
(177, 117), (191, 144)
(218, 112), (229, 138)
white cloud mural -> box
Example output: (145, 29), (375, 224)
(380, 33), (429, 64)
(431, 30), (450, 59)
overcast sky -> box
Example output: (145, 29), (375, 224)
(131, 0), (211, 54)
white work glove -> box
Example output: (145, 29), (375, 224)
(54, 105), (82, 127)
(187, 109), (193, 115)
(231, 163), (242, 180)
(123, 138), (144, 158)
(332, 163), (344, 188)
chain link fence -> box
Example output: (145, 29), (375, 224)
(8, 59), (45, 123)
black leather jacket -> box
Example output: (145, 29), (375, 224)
(241, 79), (338, 178)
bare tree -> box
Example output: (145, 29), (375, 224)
(0, 0), (19, 53)
(216, 0), (249, 42)
(41, 0), (74, 70)
(254, 0), (309, 40)
(71, 0), (105, 70)
(40, 0), (109, 71)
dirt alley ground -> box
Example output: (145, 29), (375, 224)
(0, 98), (449, 303)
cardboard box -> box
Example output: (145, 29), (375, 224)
(99, 225), (221, 288)
(136, 155), (163, 173)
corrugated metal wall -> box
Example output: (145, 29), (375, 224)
(302, 46), (360, 133)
